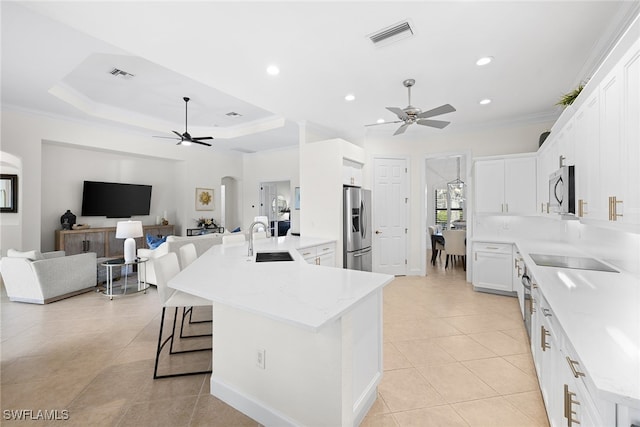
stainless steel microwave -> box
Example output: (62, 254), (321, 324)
(549, 165), (575, 214)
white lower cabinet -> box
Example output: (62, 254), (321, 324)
(617, 405), (640, 427)
(532, 287), (616, 427)
(298, 242), (336, 267)
(472, 242), (514, 293)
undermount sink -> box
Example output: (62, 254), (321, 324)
(255, 251), (295, 263)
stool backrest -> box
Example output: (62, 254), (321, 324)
(179, 243), (198, 269)
(154, 252), (181, 305)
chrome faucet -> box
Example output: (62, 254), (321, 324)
(247, 221), (268, 257)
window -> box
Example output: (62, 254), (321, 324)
(434, 187), (464, 230)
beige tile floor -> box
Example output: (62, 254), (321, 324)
(1, 255), (549, 426)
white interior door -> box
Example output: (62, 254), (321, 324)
(373, 158), (407, 275)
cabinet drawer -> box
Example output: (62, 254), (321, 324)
(317, 243), (335, 255)
(298, 247), (317, 260)
(473, 242), (512, 254)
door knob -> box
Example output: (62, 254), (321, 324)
(375, 230), (382, 234)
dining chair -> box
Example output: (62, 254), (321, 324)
(442, 229), (467, 270)
(177, 243), (211, 339)
(153, 252), (212, 379)
(428, 226), (445, 265)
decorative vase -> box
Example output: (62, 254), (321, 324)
(60, 210), (76, 230)
(539, 131), (551, 147)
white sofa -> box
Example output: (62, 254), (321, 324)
(1, 249), (97, 304)
(138, 233), (225, 285)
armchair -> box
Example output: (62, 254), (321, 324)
(1, 249), (97, 304)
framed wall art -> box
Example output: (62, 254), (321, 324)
(195, 188), (214, 211)
(0, 174), (18, 213)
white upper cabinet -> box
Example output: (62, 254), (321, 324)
(574, 92), (602, 220)
(342, 158), (363, 187)
(475, 155), (537, 214)
(539, 21), (639, 229)
(537, 134), (560, 215)
(619, 38), (640, 225)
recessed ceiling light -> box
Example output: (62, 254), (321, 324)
(479, 98), (492, 105)
(345, 94), (356, 101)
(376, 118), (385, 124)
(266, 65), (280, 76)
(476, 56), (493, 66)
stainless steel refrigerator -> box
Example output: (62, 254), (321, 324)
(343, 186), (372, 271)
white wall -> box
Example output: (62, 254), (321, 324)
(0, 152), (23, 256)
(1, 108), (243, 252)
(41, 142), (180, 251)
(242, 146), (300, 233)
(364, 121), (554, 275)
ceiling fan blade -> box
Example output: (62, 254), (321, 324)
(193, 140), (213, 147)
(172, 130), (184, 139)
(192, 136), (214, 141)
(417, 119), (451, 129)
(393, 123), (410, 136)
(153, 135), (180, 140)
(417, 104), (456, 119)
(386, 107), (409, 121)
(364, 120), (404, 127)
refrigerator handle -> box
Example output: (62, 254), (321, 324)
(361, 198), (367, 240)
(353, 247), (372, 257)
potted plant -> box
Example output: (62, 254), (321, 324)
(556, 82), (586, 108)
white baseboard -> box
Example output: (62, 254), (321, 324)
(210, 377), (299, 427)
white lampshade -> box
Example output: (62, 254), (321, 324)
(115, 220), (143, 239)
(116, 221), (143, 263)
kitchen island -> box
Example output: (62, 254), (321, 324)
(169, 236), (394, 427)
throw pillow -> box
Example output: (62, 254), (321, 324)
(7, 249), (44, 261)
(146, 234), (167, 250)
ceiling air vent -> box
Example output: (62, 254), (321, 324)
(368, 20), (414, 46)
(225, 111), (242, 117)
(109, 68), (135, 79)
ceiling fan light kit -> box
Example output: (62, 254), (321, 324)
(153, 97), (214, 146)
(365, 78), (456, 136)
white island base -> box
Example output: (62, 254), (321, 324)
(168, 237), (392, 426)
(211, 289), (382, 427)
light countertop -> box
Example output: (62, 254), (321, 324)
(168, 236), (394, 332)
(474, 236), (640, 408)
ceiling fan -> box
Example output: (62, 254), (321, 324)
(366, 79), (456, 136)
(154, 97), (214, 146)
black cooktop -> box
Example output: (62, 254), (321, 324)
(529, 253), (619, 273)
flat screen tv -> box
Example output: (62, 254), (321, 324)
(81, 181), (152, 218)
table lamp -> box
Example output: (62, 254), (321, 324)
(116, 220), (143, 263)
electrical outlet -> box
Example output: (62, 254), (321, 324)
(256, 348), (266, 369)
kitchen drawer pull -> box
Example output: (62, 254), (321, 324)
(485, 246), (500, 250)
(301, 252), (312, 256)
(564, 384), (581, 426)
(541, 325), (551, 351)
(542, 308), (552, 317)
(321, 248), (331, 252)
(566, 357), (585, 378)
